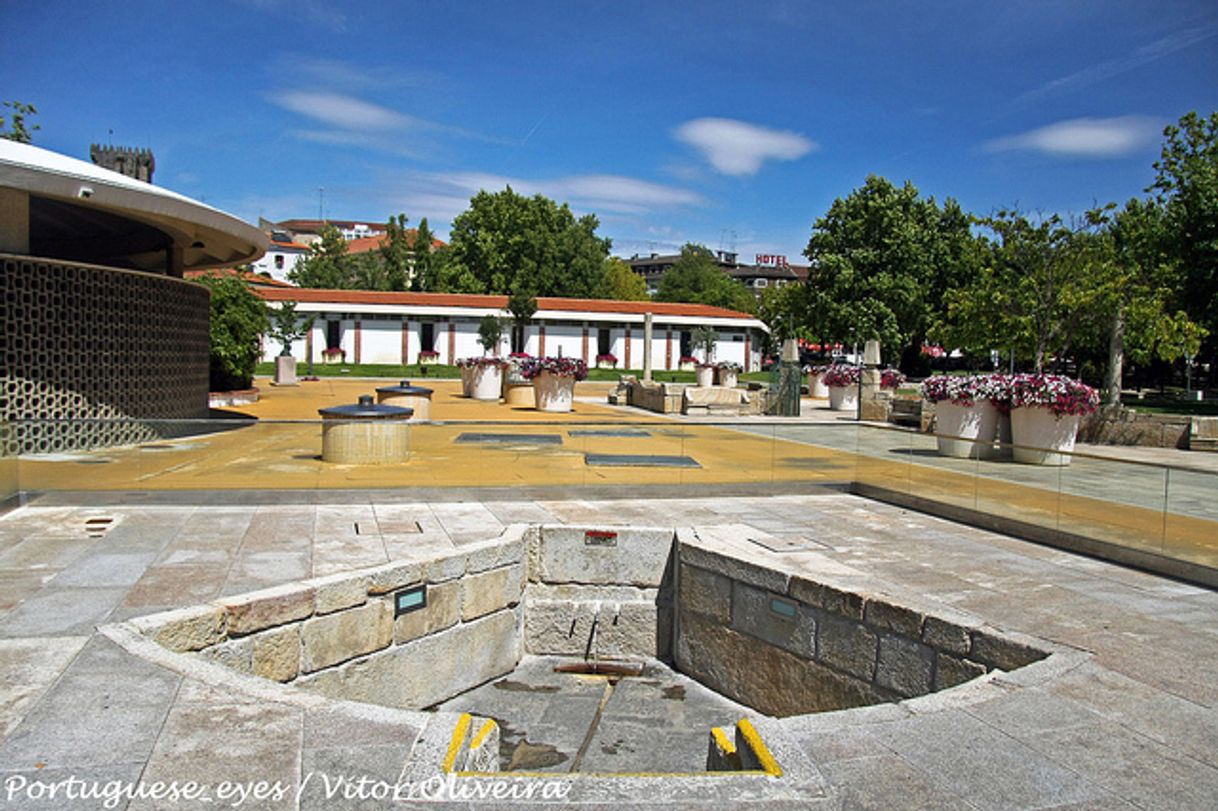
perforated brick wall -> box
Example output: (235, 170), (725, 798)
(1, 255), (210, 454)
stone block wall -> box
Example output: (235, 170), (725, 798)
(132, 529), (528, 711)
(524, 525), (675, 660)
(1, 254), (210, 454)
(674, 537), (1046, 718)
(1079, 407), (1191, 449)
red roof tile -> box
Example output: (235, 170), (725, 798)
(186, 268), (297, 288)
(254, 287), (756, 319)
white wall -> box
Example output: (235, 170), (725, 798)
(542, 324), (584, 361)
(360, 321), (400, 364)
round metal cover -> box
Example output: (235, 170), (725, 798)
(375, 380), (434, 396)
(318, 394), (413, 419)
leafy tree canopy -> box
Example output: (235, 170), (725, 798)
(195, 273), (268, 391)
(600, 257), (649, 301)
(655, 244), (755, 313)
(441, 187), (612, 298)
(1149, 110), (1218, 362)
(288, 224), (355, 288)
(804, 175), (982, 367)
(1, 101), (38, 143)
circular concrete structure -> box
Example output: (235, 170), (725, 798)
(319, 396), (412, 464)
(0, 141), (267, 454)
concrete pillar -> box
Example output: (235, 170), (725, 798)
(0, 188), (30, 254)
(859, 339), (888, 421)
(643, 313), (654, 382)
(354, 320), (362, 364)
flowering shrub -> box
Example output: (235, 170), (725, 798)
(678, 355), (698, 365)
(1009, 374), (1099, 417)
(821, 364), (860, 387)
(806, 364), (829, 376)
(418, 350), (439, 358)
(715, 361), (743, 372)
(508, 351), (531, 359)
(456, 356), (503, 368)
(880, 368), (906, 389)
(520, 356), (589, 381)
(321, 347), (345, 359)
(920, 343), (946, 358)
(921, 375), (977, 405)
(595, 353), (618, 364)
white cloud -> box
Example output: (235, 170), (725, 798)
(404, 171), (704, 216)
(273, 91), (423, 131)
(984, 116), (1163, 158)
(673, 117), (816, 176)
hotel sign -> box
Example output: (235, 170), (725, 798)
(755, 254), (789, 267)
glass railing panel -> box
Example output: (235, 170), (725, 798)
(1163, 466), (1218, 570)
(1053, 452), (1168, 557)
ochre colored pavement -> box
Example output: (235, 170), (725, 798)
(12, 378), (1218, 569)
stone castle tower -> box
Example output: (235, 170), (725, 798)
(89, 144), (155, 183)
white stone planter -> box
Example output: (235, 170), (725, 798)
(716, 369), (739, 388)
(807, 372), (829, 399)
(695, 366), (715, 387)
(273, 355), (298, 386)
(1009, 406), (1081, 466)
(932, 400), (999, 459)
(469, 363), (503, 401)
(828, 385), (858, 411)
(533, 371), (576, 412)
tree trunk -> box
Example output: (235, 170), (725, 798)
(1103, 310), (1125, 407)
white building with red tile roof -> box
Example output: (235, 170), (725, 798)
(255, 287), (767, 371)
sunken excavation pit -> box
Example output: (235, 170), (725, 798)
(111, 522), (1054, 800)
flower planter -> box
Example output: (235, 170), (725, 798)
(419, 353), (439, 366)
(934, 400), (1007, 459)
(1010, 406), (1081, 466)
(716, 369), (739, 388)
(828, 385), (858, 411)
(533, 371), (576, 412)
(321, 351), (344, 366)
(469, 363), (503, 401)
(695, 366), (715, 387)
(807, 372), (829, 399)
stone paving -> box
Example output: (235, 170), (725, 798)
(2, 491), (1218, 808)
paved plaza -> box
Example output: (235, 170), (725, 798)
(1, 489), (1218, 808)
(2, 379), (1218, 808)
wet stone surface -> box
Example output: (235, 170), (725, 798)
(432, 655), (749, 774)
(584, 454), (701, 468)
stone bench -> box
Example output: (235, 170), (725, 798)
(1191, 416), (1218, 452)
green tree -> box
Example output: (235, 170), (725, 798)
(268, 300), (314, 356)
(655, 244), (755, 312)
(289, 225), (355, 288)
(411, 217), (442, 292)
(938, 210), (1102, 373)
(443, 187), (611, 298)
(379, 214), (413, 291)
(1089, 200), (1204, 404)
(1149, 110), (1218, 368)
(600, 257), (649, 301)
(477, 314), (505, 355)
(1, 101), (39, 143)
(756, 282), (811, 350)
(195, 273), (269, 391)
(507, 289), (538, 354)
(804, 176), (982, 368)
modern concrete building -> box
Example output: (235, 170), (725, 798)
(626, 250), (808, 297)
(0, 140), (267, 454)
(256, 288), (767, 371)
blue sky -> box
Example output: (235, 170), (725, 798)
(4, 1), (1217, 263)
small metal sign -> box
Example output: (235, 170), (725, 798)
(769, 596), (798, 619)
(584, 530), (618, 547)
(395, 585), (427, 617)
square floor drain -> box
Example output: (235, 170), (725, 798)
(584, 453), (701, 468)
(568, 429), (652, 438)
(455, 433), (563, 445)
